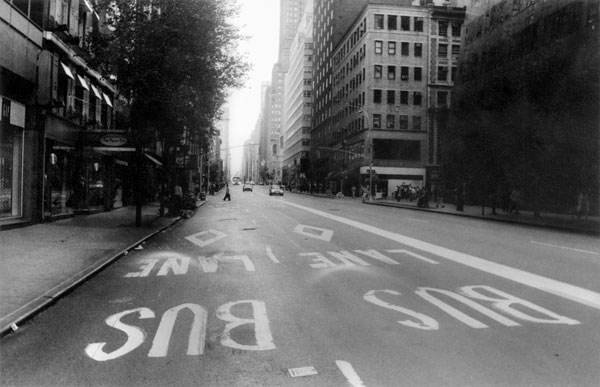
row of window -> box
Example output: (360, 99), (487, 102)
(375, 66), (422, 81)
(373, 89), (423, 106)
(372, 114), (423, 131)
(375, 41), (423, 57)
(374, 14), (424, 32)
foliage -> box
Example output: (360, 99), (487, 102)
(444, 29), (599, 214)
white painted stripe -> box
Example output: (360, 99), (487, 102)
(336, 361), (366, 387)
(406, 217), (428, 223)
(387, 249), (439, 264)
(283, 201), (600, 311)
(530, 241), (599, 256)
(266, 246), (280, 263)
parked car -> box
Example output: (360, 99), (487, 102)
(243, 184), (253, 192)
(269, 184), (284, 196)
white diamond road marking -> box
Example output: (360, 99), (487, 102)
(288, 366), (318, 378)
(185, 230), (227, 248)
(294, 224), (333, 242)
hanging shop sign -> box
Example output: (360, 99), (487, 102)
(84, 131), (134, 151)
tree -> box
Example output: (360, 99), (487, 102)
(90, 0), (249, 224)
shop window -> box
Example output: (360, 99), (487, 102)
(387, 66), (396, 80)
(387, 90), (395, 104)
(0, 108), (24, 218)
(388, 41), (396, 55)
(388, 15), (397, 30)
(414, 43), (423, 57)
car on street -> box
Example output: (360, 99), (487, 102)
(242, 184), (253, 192)
(269, 184), (284, 196)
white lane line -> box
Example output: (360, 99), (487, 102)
(266, 246), (280, 263)
(530, 241), (599, 256)
(283, 201), (600, 311)
(336, 361), (366, 387)
(386, 249), (439, 264)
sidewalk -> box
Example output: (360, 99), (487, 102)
(296, 190), (599, 235)
(0, 203), (196, 337)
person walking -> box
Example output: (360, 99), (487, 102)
(223, 185), (231, 201)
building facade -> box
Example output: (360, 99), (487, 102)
(282, 0), (313, 190)
(1, 0), (126, 229)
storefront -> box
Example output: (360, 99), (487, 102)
(0, 97), (25, 220)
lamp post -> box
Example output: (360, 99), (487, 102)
(358, 109), (373, 202)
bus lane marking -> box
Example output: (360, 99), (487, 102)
(283, 201), (600, 311)
(294, 224), (333, 242)
(386, 249), (439, 264)
(266, 246), (280, 263)
(185, 229), (227, 247)
(336, 360), (367, 387)
(530, 241), (599, 256)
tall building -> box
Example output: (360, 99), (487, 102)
(216, 105), (230, 182)
(282, 0), (314, 189)
(314, 0), (465, 196)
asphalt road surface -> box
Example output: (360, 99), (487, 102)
(2, 185), (600, 386)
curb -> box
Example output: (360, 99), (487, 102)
(364, 201), (599, 235)
(0, 202), (206, 339)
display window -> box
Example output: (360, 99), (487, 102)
(0, 126), (24, 218)
(44, 140), (75, 216)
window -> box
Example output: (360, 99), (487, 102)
(374, 65), (382, 79)
(413, 92), (422, 106)
(386, 114), (395, 129)
(437, 91), (448, 107)
(413, 116), (422, 131)
(401, 66), (409, 81)
(374, 14), (384, 29)
(452, 21), (461, 37)
(388, 41), (396, 55)
(438, 44), (448, 58)
(373, 139), (421, 161)
(438, 66), (448, 81)
(373, 89), (382, 103)
(399, 115), (409, 130)
(439, 21), (448, 36)
(414, 43), (423, 57)
(400, 91), (408, 104)
(401, 42), (409, 56)
(401, 16), (410, 31)
(387, 66), (396, 80)
(388, 15), (397, 30)
(387, 90), (395, 104)
(414, 17), (424, 32)
(451, 66), (457, 81)
(373, 114), (382, 129)
(451, 44), (460, 57)
(414, 67), (422, 81)
(375, 40), (383, 55)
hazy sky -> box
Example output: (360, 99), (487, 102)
(227, 0), (280, 176)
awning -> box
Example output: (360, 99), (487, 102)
(90, 84), (102, 99)
(144, 152), (163, 166)
(77, 74), (90, 90)
(60, 62), (75, 79)
(102, 93), (113, 107)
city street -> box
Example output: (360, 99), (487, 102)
(1, 185), (599, 387)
